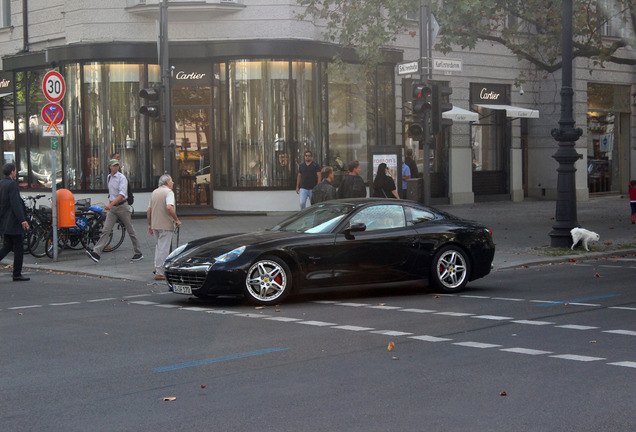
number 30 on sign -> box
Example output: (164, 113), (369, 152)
(42, 70), (66, 103)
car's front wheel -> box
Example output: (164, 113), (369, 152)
(430, 245), (470, 293)
(244, 256), (292, 305)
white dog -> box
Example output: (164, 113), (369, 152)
(570, 227), (600, 251)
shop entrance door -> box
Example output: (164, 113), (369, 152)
(174, 108), (212, 206)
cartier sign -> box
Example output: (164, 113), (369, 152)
(471, 83), (509, 105)
(171, 64), (212, 86)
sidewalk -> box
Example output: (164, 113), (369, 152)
(5, 195), (636, 283)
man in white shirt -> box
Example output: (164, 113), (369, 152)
(147, 174), (181, 280)
(86, 159), (143, 262)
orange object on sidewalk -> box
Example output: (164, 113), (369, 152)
(56, 188), (75, 228)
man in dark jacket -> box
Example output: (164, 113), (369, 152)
(311, 166), (337, 205)
(337, 160), (367, 199)
(0, 163), (30, 281)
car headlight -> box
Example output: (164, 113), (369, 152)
(214, 246), (246, 264)
(166, 244), (187, 260)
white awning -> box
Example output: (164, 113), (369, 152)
(0, 92), (12, 98)
(475, 104), (539, 118)
(443, 106), (479, 122)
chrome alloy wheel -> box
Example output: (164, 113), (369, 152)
(245, 257), (290, 304)
(433, 247), (469, 292)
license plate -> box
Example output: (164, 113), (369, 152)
(173, 284), (192, 295)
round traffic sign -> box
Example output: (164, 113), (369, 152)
(42, 103), (65, 125)
(42, 70), (66, 103)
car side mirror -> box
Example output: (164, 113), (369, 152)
(344, 222), (366, 240)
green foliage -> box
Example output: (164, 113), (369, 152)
(296, 0), (421, 67)
(433, 0), (636, 73)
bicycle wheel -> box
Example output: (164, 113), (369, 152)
(28, 225), (50, 258)
(103, 221), (126, 252)
(45, 230), (60, 259)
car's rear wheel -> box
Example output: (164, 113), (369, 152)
(430, 245), (470, 293)
(244, 256), (292, 305)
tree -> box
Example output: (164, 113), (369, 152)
(296, 0), (420, 66)
(433, 0), (636, 74)
(296, 0), (635, 74)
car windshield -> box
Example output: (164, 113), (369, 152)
(271, 203), (356, 233)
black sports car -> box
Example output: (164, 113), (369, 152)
(164, 198), (495, 305)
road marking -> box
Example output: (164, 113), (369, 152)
(297, 320), (336, 327)
(603, 330), (636, 336)
(208, 310), (237, 315)
(155, 304), (181, 308)
(434, 312), (474, 317)
(512, 320), (555, 325)
(49, 302), (81, 306)
(124, 294), (153, 299)
(181, 307), (213, 312)
(401, 308), (436, 313)
(550, 354), (605, 362)
(569, 303), (601, 307)
(266, 317), (302, 322)
(453, 341), (501, 349)
(607, 361), (636, 369)
(460, 295), (490, 299)
(152, 348), (289, 373)
(472, 315), (513, 321)
(367, 305), (402, 310)
(536, 294), (620, 307)
(337, 302), (369, 307)
(128, 301), (159, 306)
(87, 298), (117, 302)
(492, 297), (525, 302)
(235, 313), (271, 319)
(500, 348), (552, 355)
(610, 307), (636, 311)
(555, 325), (599, 330)
(409, 335), (452, 342)
(332, 325), (375, 332)
(370, 330), (413, 336)
(8, 305), (42, 310)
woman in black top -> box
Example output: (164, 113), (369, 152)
(372, 163), (399, 199)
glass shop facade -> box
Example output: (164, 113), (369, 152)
(0, 41), (397, 211)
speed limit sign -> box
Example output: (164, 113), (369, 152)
(42, 70), (66, 103)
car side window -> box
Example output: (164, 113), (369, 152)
(406, 207), (436, 225)
(350, 205), (406, 231)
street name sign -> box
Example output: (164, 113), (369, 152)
(397, 61), (419, 76)
(432, 58), (463, 72)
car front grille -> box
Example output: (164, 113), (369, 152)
(165, 270), (207, 290)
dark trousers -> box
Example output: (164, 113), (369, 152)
(0, 233), (24, 277)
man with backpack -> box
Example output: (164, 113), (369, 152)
(86, 158), (143, 263)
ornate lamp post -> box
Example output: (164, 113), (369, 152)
(549, 0), (583, 247)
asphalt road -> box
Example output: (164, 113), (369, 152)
(2, 254), (636, 431)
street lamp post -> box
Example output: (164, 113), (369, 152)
(160, 0), (173, 175)
(549, 0), (583, 247)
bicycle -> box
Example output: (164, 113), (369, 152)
(22, 194), (50, 258)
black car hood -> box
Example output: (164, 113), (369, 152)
(169, 230), (306, 266)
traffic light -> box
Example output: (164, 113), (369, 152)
(407, 82), (432, 141)
(432, 83), (453, 134)
(139, 87), (161, 119)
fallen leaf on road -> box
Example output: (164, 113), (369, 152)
(589, 340), (597, 343)
(594, 273), (601, 278)
(388, 342), (395, 351)
(255, 306), (265, 310)
(201, 385), (206, 389)
(500, 391), (507, 396)
(162, 397), (177, 402)
(392, 356), (399, 360)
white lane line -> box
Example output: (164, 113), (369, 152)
(313, 301), (338, 304)
(460, 295), (490, 299)
(603, 329), (636, 337)
(434, 312), (474, 317)
(555, 324), (599, 330)
(370, 330), (413, 337)
(234, 313), (271, 319)
(453, 342), (501, 349)
(181, 307), (214, 312)
(409, 335), (452, 342)
(530, 300), (554, 304)
(154, 304), (181, 308)
(128, 301), (159, 306)
(87, 298), (117, 302)
(472, 315), (513, 321)
(332, 325), (375, 332)
(337, 302), (369, 307)
(435, 294), (457, 297)
(493, 297), (525, 302)
(49, 302), (81, 306)
(550, 354), (605, 362)
(401, 308), (436, 313)
(208, 310), (237, 315)
(266, 317), (302, 322)
(607, 361), (636, 369)
(569, 303), (601, 307)
(8, 305), (42, 310)
(297, 320), (337, 327)
(124, 294), (152, 298)
(512, 320), (555, 326)
(500, 348), (552, 355)
(367, 305), (402, 310)
(610, 307), (636, 311)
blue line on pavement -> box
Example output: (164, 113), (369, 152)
(152, 347), (289, 373)
(537, 294), (620, 307)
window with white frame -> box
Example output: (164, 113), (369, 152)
(0, 0), (10, 28)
